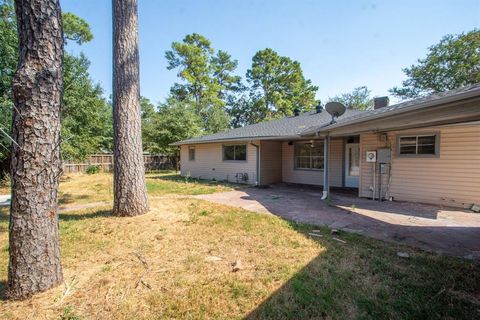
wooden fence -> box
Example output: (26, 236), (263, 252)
(63, 154), (175, 174)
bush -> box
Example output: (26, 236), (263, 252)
(86, 165), (100, 175)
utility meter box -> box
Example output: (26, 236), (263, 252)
(377, 148), (391, 163)
(366, 151), (377, 162)
(379, 163), (389, 174)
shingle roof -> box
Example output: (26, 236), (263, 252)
(301, 83), (480, 135)
(171, 108), (364, 145)
(172, 84), (480, 145)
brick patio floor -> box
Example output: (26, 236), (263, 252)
(194, 184), (480, 259)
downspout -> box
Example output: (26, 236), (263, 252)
(322, 134), (330, 200)
(250, 142), (260, 186)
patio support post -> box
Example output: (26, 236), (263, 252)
(322, 134), (330, 200)
(250, 142), (260, 186)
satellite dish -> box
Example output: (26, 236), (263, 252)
(325, 102), (346, 124)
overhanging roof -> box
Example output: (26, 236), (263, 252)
(172, 83), (480, 146)
(301, 83), (480, 136)
(171, 108), (363, 145)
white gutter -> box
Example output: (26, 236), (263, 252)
(321, 134), (330, 200)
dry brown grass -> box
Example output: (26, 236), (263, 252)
(0, 173), (478, 319)
(56, 172), (236, 208)
(0, 181), (9, 195)
(0, 199), (323, 319)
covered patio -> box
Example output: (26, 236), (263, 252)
(194, 184), (480, 259)
(258, 135), (360, 195)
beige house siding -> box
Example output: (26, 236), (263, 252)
(180, 138), (345, 187)
(259, 141), (282, 185)
(180, 142), (258, 184)
(359, 123), (480, 208)
(281, 138), (344, 187)
(329, 138), (344, 187)
(360, 134), (378, 198)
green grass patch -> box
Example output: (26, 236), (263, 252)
(146, 172), (237, 195)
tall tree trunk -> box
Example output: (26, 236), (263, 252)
(8, 0), (64, 299)
(112, 0), (148, 216)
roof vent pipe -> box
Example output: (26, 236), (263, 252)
(374, 96), (389, 109)
(316, 103), (323, 113)
(294, 108), (300, 116)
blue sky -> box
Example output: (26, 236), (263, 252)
(61, 0), (479, 105)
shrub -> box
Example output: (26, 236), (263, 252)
(86, 165), (100, 175)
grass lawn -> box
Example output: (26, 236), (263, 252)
(0, 172), (479, 319)
(55, 172), (238, 206)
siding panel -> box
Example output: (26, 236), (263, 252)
(281, 138), (344, 187)
(180, 142), (258, 184)
(260, 141), (282, 185)
(359, 124), (480, 208)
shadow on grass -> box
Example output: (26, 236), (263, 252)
(0, 208), (8, 223)
(0, 208), (111, 222)
(0, 280), (6, 301)
(148, 174), (243, 189)
(58, 194), (92, 205)
(59, 209), (111, 221)
(194, 185), (480, 318)
(245, 221), (480, 320)
(236, 186), (480, 255)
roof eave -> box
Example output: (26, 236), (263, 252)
(170, 134), (318, 146)
(302, 87), (480, 135)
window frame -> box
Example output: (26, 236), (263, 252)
(188, 146), (195, 161)
(294, 141), (325, 171)
(396, 133), (440, 158)
(222, 144), (248, 162)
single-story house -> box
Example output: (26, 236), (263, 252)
(172, 84), (480, 208)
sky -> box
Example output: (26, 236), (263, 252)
(61, 0), (480, 105)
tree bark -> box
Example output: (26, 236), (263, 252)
(112, 0), (148, 216)
(8, 0), (64, 299)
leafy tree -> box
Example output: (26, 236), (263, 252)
(62, 12), (93, 45)
(329, 86), (373, 110)
(165, 33), (239, 133)
(62, 53), (112, 160)
(140, 96), (157, 151)
(391, 29), (480, 99)
(211, 50), (243, 99)
(143, 97), (201, 156)
(246, 48), (318, 121)
(204, 104), (230, 133)
(228, 94), (263, 128)
(0, 0), (16, 102)
(140, 96), (156, 120)
(0, 0), (17, 179)
(0, 0), (112, 181)
(166, 33), (217, 107)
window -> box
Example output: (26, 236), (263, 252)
(223, 144), (247, 161)
(398, 134), (439, 156)
(348, 145), (360, 176)
(188, 146), (195, 161)
(294, 142), (324, 170)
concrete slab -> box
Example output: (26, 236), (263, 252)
(194, 185), (480, 259)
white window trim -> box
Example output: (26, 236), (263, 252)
(397, 132), (440, 158)
(294, 142), (325, 171)
(188, 146), (195, 161)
